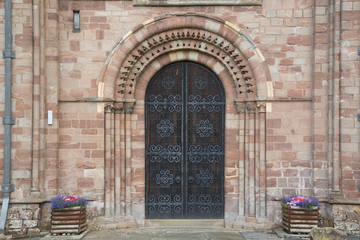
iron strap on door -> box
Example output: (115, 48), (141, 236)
(145, 62), (225, 219)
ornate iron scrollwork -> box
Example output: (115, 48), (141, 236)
(156, 170), (174, 188)
(196, 119), (214, 137)
(188, 145), (222, 163)
(156, 119), (174, 137)
(148, 95), (182, 113)
(196, 169), (214, 187)
(188, 95), (221, 113)
(148, 145), (181, 163)
(194, 75), (208, 89)
(162, 76), (175, 90)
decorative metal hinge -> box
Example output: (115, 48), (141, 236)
(2, 116), (15, 125)
(1, 184), (14, 193)
(2, 49), (15, 59)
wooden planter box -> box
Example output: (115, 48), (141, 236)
(282, 204), (319, 234)
(51, 206), (87, 235)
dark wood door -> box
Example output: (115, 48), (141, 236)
(145, 62), (225, 219)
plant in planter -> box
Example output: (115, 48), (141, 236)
(50, 195), (88, 235)
(281, 195), (320, 234)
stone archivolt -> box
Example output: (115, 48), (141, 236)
(99, 13), (269, 102)
(116, 28), (255, 99)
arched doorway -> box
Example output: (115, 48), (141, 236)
(145, 62), (225, 219)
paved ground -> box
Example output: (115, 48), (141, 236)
(10, 229), (360, 240)
(82, 229), (282, 240)
(84, 229), (245, 240)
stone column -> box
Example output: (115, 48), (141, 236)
(258, 103), (266, 218)
(235, 101), (246, 216)
(113, 103), (124, 218)
(247, 102), (257, 217)
(104, 104), (113, 217)
(124, 101), (135, 216)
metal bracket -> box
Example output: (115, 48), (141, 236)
(2, 49), (15, 59)
(357, 113), (360, 122)
(358, 48), (360, 56)
(358, 184), (360, 192)
(1, 184), (14, 193)
(2, 116), (15, 125)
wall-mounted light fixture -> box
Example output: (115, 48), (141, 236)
(73, 10), (80, 32)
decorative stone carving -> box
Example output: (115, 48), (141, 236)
(246, 102), (257, 113)
(115, 28), (256, 99)
(235, 102), (246, 114)
(257, 103), (266, 113)
(124, 102), (135, 114)
(113, 102), (125, 113)
(104, 104), (113, 113)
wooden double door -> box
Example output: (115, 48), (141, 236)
(145, 62), (225, 219)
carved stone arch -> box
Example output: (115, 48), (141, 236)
(98, 13), (271, 102)
(134, 50), (238, 101)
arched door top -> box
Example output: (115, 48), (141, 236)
(98, 13), (272, 102)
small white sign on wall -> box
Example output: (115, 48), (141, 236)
(48, 110), (53, 125)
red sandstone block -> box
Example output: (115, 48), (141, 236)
(278, 178), (287, 188)
(275, 143), (292, 151)
(90, 16), (107, 23)
(77, 178), (94, 188)
(85, 1), (105, 10)
(81, 143), (97, 149)
(81, 129), (97, 135)
(268, 178), (276, 188)
(59, 120), (71, 128)
(287, 36), (301, 45)
(47, 13), (58, 21)
(268, 169), (281, 177)
(59, 135), (72, 141)
(342, 11), (360, 21)
(342, 180), (357, 191)
(288, 90), (303, 97)
(76, 159), (96, 169)
(288, 178), (300, 188)
(281, 152), (297, 160)
(59, 0), (69, 11)
(267, 119), (281, 128)
(283, 169), (298, 177)
(70, 41), (80, 51)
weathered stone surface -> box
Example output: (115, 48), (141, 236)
(8, 220), (23, 229)
(23, 220), (38, 228)
(310, 227), (347, 240)
(20, 209), (34, 220)
(333, 205), (360, 235)
(27, 227), (41, 236)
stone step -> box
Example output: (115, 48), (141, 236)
(145, 219), (225, 228)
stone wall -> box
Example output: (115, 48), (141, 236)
(333, 205), (360, 235)
(5, 204), (41, 237)
(0, 0), (358, 235)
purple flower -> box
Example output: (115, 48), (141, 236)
(281, 195), (319, 211)
(51, 195), (88, 210)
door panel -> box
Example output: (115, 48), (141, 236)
(146, 62), (225, 219)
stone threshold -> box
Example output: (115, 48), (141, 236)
(145, 219), (225, 228)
